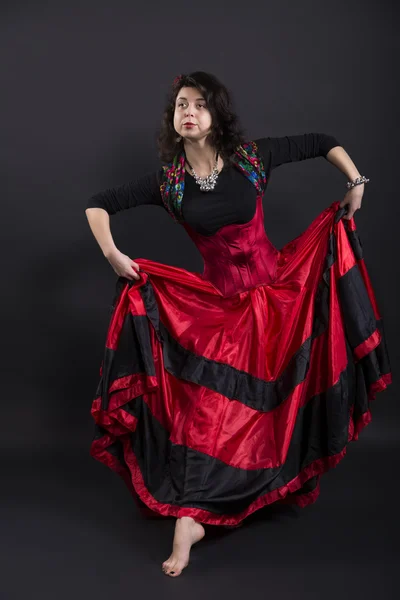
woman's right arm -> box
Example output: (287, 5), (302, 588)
(85, 207), (141, 279)
(85, 170), (163, 281)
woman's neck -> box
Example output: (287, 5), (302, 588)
(183, 141), (223, 177)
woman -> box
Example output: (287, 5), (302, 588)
(85, 71), (392, 577)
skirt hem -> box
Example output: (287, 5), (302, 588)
(91, 371), (391, 527)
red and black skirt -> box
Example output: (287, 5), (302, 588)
(90, 201), (392, 526)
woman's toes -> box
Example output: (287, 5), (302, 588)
(163, 558), (184, 576)
(162, 559), (175, 575)
(166, 563), (182, 577)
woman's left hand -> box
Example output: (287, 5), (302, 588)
(339, 184), (364, 220)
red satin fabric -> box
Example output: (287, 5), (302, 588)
(135, 201), (362, 382)
(90, 200), (392, 524)
(183, 195), (279, 297)
(97, 201), (385, 468)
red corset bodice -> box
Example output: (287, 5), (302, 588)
(183, 196), (279, 297)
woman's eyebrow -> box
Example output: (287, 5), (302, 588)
(177, 96), (205, 101)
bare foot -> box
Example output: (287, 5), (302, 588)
(162, 516), (205, 577)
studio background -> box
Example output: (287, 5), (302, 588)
(1, 1), (398, 598)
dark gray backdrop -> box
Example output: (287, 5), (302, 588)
(1, 1), (398, 598)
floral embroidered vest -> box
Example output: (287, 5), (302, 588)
(159, 141), (267, 223)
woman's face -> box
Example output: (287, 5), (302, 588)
(173, 86), (212, 141)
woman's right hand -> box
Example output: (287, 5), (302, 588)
(105, 248), (141, 280)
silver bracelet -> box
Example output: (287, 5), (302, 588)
(346, 175), (370, 190)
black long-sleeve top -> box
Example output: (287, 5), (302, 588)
(86, 133), (340, 235)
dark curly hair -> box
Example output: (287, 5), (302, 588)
(157, 71), (247, 165)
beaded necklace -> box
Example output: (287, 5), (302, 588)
(185, 152), (220, 192)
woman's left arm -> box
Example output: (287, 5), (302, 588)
(325, 146), (365, 220)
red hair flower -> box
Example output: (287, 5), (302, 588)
(173, 74), (183, 86)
